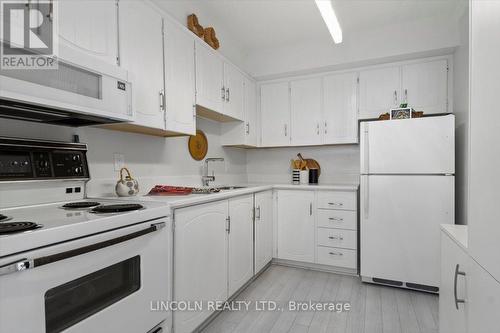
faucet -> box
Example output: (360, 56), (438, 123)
(202, 157), (225, 187)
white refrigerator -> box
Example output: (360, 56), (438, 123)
(360, 115), (455, 292)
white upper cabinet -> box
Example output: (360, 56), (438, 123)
(118, 1), (164, 130)
(223, 63), (245, 121)
(164, 18), (196, 135)
(323, 72), (359, 144)
(260, 82), (291, 147)
(58, 0), (118, 66)
(221, 77), (258, 147)
(290, 78), (323, 146)
(401, 59), (449, 114)
(359, 65), (400, 119)
(277, 190), (315, 263)
(195, 42), (225, 114)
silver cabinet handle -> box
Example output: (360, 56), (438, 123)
(324, 121), (327, 134)
(246, 122), (250, 135)
(256, 206), (261, 219)
(226, 88), (230, 102)
(309, 202), (313, 216)
(221, 86), (226, 101)
(328, 251), (343, 256)
(284, 124), (288, 137)
(328, 202), (343, 207)
(328, 235), (344, 240)
(404, 89), (408, 103)
(328, 217), (344, 221)
(394, 90), (398, 105)
(316, 123), (320, 135)
(454, 264), (466, 310)
(226, 216), (231, 233)
(159, 90), (165, 112)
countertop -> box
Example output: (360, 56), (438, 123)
(441, 224), (468, 250)
(109, 182), (359, 210)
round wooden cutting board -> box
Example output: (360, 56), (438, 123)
(188, 130), (208, 161)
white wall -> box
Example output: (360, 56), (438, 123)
(0, 118), (247, 197)
(246, 145), (360, 185)
(454, 4), (469, 225)
(245, 15), (460, 79)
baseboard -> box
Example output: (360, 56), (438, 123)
(272, 258), (358, 276)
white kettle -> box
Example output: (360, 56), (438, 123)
(115, 167), (139, 197)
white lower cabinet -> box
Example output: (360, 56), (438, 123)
(174, 201), (228, 333)
(440, 228), (500, 333)
(277, 190), (315, 262)
(254, 191), (273, 273)
(228, 195), (254, 296)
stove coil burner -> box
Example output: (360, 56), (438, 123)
(0, 222), (40, 234)
(0, 214), (11, 222)
(62, 202), (101, 209)
(91, 204), (144, 214)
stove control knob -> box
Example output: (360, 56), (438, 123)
(74, 167), (83, 174)
(11, 161), (19, 167)
(38, 160), (49, 169)
(72, 155), (81, 162)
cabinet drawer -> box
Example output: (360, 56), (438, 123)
(317, 210), (357, 230)
(317, 191), (356, 210)
(317, 228), (357, 249)
(316, 246), (357, 269)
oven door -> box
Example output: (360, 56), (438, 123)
(0, 218), (171, 333)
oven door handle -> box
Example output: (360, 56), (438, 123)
(0, 222), (166, 276)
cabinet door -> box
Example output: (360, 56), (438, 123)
(174, 201), (228, 333)
(228, 195), (254, 296)
(255, 191), (273, 273)
(244, 78), (258, 146)
(290, 78), (323, 146)
(359, 66), (400, 119)
(223, 63), (245, 121)
(401, 59), (448, 114)
(58, 0), (117, 65)
(260, 82), (290, 146)
(118, 1), (164, 130)
(277, 190), (315, 263)
(164, 18), (196, 135)
(323, 72), (358, 144)
(439, 231), (468, 333)
(195, 42), (224, 113)
(467, 256), (500, 333)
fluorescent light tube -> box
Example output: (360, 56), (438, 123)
(314, 0), (343, 44)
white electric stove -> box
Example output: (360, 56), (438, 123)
(0, 137), (171, 333)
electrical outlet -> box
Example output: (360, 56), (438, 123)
(113, 153), (125, 171)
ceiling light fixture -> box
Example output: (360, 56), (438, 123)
(314, 0), (343, 44)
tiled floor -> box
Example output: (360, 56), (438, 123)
(202, 265), (438, 333)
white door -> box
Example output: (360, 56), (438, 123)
(228, 195), (254, 296)
(439, 231), (468, 333)
(467, 256), (500, 333)
(255, 191), (273, 273)
(174, 201), (228, 333)
(223, 63), (245, 121)
(260, 82), (290, 147)
(468, 0), (500, 283)
(359, 66), (400, 119)
(401, 59), (449, 114)
(195, 42), (224, 113)
(277, 190), (315, 263)
(164, 18), (196, 135)
(118, 1), (164, 130)
(360, 175), (454, 287)
(360, 115), (455, 174)
(58, 0), (117, 65)
(323, 72), (359, 144)
(290, 78), (323, 146)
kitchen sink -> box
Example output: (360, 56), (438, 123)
(218, 186), (247, 190)
(191, 186), (247, 194)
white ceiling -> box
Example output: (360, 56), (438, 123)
(158, 0), (464, 55)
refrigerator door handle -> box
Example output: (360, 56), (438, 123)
(363, 175), (369, 219)
(362, 125), (369, 174)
